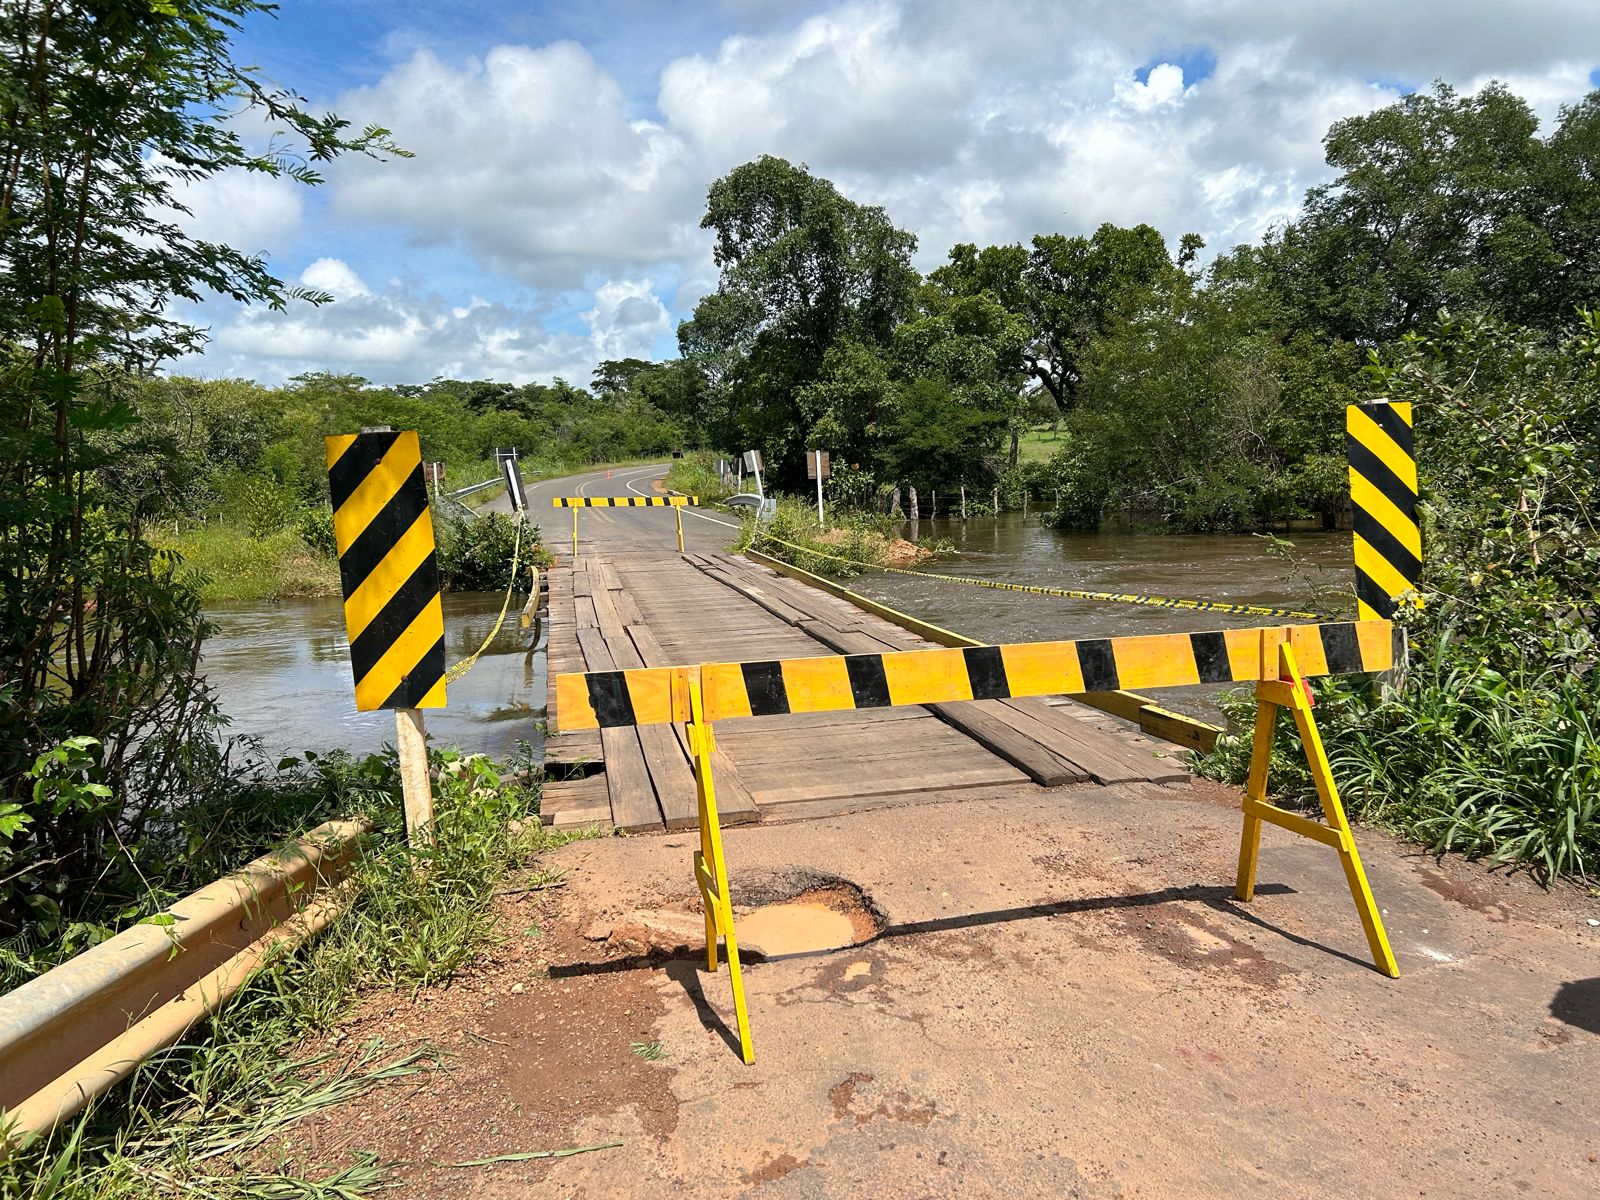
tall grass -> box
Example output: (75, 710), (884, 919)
(153, 524), (341, 604)
(3, 749), (596, 1198)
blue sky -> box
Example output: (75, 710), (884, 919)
(177, 1), (1600, 388)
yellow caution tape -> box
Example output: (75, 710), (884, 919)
(445, 517), (524, 684)
(749, 530), (1329, 622)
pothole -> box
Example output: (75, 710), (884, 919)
(737, 886), (882, 959)
(586, 870), (885, 961)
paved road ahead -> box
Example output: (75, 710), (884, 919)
(478, 461), (741, 556)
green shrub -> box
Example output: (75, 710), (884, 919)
(434, 509), (530, 592)
(296, 504), (337, 557)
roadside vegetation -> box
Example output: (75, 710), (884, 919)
(2, 744), (595, 1197)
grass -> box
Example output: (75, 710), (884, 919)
(2, 749), (600, 1198)
(154, 524), (341, 604)
(663, 451), (732, 503)
(1016, 426), (1065, 465)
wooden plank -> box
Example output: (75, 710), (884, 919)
(575, 626), (664, 831)
(621, 621), (761, 826)
(604, 630), (699, 830)
(997, 697), (1189, 786)
(539, 773), (607, 821)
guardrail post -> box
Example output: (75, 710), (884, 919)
(687, 674), (755, 1065)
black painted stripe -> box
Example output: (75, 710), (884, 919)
(1346, 434), (1418, 518)
(1319, 622), (1364, 675)
(585, 671), (636, 728)
(348, 553), (442, 684)
(1355, 571), (1396, 619)
(378, 637), (446, 709)
(1077, 639), (1120, 692)
(1363, 403), (1414, 453)
(1351, 507), (1422, 584)
(962, 646), (1011, 699)
(844, 654), (892, 708)
(740, 660), (790, 716)
(1190, 631), (1232, 683)
(335, 464), (429, 597)
(327, 431), (400, 513)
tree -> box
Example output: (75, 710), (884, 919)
(928, 224), (1186, 466)
(1269, 81), (1600, 342)
(591, 357), (654, 401)
(678, 156), (919, 483)
(0, 0), (401, 934)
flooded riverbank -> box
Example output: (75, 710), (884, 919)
(199, 514), (1351, 756)
(201, 592), (544, 761)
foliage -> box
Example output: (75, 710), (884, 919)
(1, 745), (592, 1198)
(0, 0), (399, 937)
(738, 496), (905, 578)
(1267, 82), (1600, 341)
(664, 451), (734, 503)
(157, 523), (343, 604)
(678, 156), (920, 485)
(433, 510), (537, 593)
(1202, 312), (1600, 878)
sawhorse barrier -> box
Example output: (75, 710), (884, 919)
(556, 618), (1402, 1064)
(552, 494), (699, 555)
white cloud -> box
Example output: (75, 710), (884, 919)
(179, 0), (1600, 384)
(153, 155), (304, 252)
(299, 258), (370, 300)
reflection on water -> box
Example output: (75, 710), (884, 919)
(856, 514), (1352, 722)
(202, 593), (543, 761)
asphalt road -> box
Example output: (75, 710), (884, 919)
(477, 461), (741, 556)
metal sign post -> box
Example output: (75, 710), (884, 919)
(807, 449), (831, 530)
(743, 449), (764, 504)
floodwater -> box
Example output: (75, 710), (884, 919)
(839, 513), (1353, 722)
(201, 593), (544, 762)
(199, 514), (1351, 757)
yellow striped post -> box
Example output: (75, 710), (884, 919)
(325, 429), (446, 846)
(1346, 402), (1421, 620)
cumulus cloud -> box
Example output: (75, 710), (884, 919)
(180, 0), (1599, 384)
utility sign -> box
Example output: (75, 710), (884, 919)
(324, 429), (447, 711)
(742, 449), (763, 473)
(805, 450), (831, 480)
(501, 454), (527, 512)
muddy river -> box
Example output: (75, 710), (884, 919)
(201, 515), (1350, 757)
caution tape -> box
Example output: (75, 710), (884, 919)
(444, 517), (524, 684)
(749, 530), (1328, 622)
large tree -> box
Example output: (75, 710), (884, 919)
(1269, 81), (1600, 342)
(678, 155), (919, 484)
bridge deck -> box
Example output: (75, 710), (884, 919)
(541, 548), (1189, 831)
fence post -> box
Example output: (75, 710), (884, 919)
(394, 707), (434, 848)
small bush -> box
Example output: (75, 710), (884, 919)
(434, 509), (531, 592)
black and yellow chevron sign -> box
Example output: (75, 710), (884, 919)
(554, 621), (1394, 730)
(324, 430), (447, 711)
(551, 496), (696, 507)
(1346, 402), (1421, 620)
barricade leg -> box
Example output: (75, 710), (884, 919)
(687, 678), (755, 1064)
(571, 507), (579, 557)
(1232, 643), (1400, 978)
(676, 505), (685, 554)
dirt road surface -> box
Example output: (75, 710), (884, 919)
(286, 774), (1599, 1198)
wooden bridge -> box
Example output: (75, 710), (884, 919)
(539, 470), (1190, 832)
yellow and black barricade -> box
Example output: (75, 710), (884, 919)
(325, 430), (447, 711)
(1347, 401), (1421, 620)
(555, 618), (1402, 1064)
(552, 494), (699, 555)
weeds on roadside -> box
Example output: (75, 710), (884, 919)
(2, 748), (593, 1199)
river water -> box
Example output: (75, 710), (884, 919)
(201, 593), (545, 762)
(200, 515), (1351, 757)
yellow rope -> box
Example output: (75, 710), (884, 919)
(445, 517), (524, 683)
(749, 529), (1329, 622)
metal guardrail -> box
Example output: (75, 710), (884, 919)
(0, 818), (369, 1144)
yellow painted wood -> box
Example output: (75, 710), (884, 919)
(351, 597), (447, 710)
(1232, 637), (1400, 978)
(687, 676), (755, 1064)
(881, 646), (974, 706)
(1111, 632), (1201, 690)
(1347, 404), (1419, 490)
(777, 654), (857, 714)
